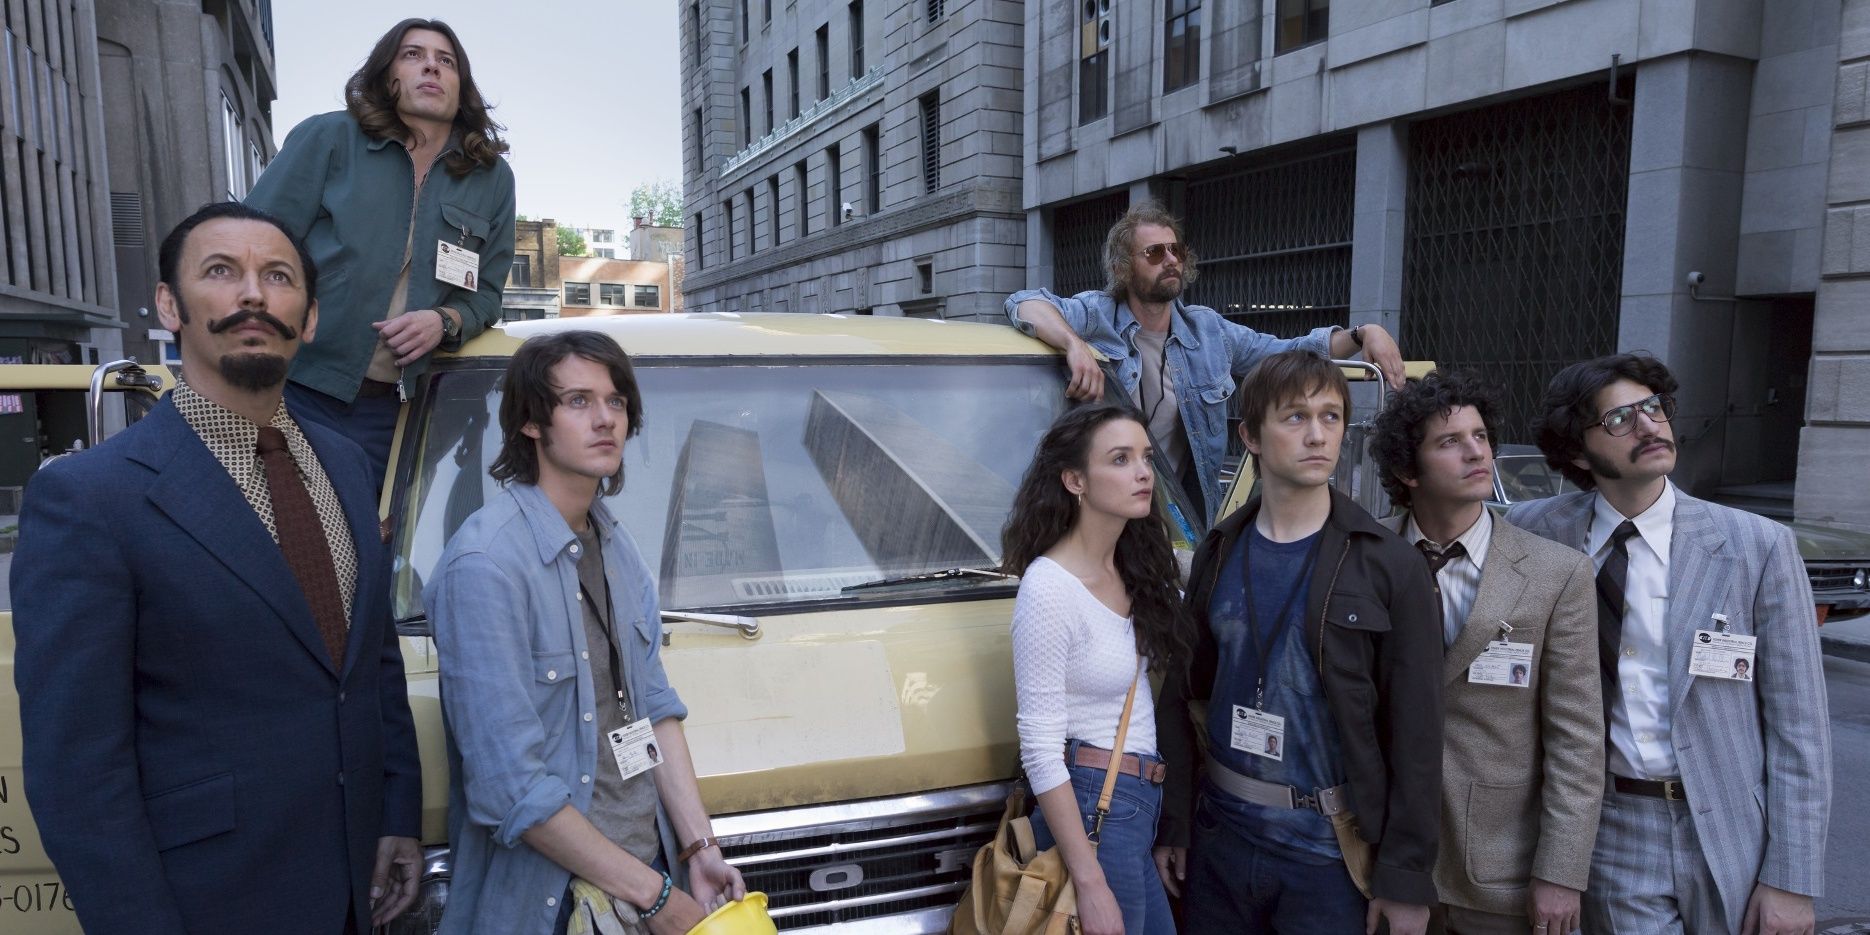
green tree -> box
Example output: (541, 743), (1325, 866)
(628, 180), (685, 228)
(556, 225), (588, 256)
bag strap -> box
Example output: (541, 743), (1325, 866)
(1088, 658), (1144, 847)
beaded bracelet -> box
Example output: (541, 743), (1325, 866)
(639, 871), (673, 921)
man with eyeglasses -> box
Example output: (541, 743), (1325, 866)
(1006, 201), (1404, 523)
(1506, 353), (1830, 935)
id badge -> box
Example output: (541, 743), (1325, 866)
(1689, 627), (1758, 681)
(606, 719), (663, 780)
(1468, 640), (1535, 688)
(435, 241), (480, 290)
(1230, 705), (1286, 761)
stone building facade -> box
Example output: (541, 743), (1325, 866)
(1018, 0), (1870, 529)
(96, 0), (275, 367)
(679, 0), (1026, 320)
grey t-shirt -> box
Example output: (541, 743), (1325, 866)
(575, 524), (663, 866)
(1131, 326), (1189, 478)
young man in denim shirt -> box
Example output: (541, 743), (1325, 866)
(426, 332), (744, 935)
(1154, 351), (1442, 935)
(1006, 202), (1404, 522)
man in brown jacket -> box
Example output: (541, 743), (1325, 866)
(1371, 370), (1604, 935)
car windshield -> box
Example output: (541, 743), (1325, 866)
(1495, 453), (1579, 504)
(390, 356), (1068, 619)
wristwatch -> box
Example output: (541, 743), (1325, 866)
(436, 308), (462, 341)
(1347, 324), (1366, 348)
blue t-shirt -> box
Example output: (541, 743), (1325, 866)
(1203, 526), (1344, 863)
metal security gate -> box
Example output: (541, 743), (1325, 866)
(1052, 191), (1130, 296)
(1401, 79), (1634, 442)
(1183, 142), (1354, 338)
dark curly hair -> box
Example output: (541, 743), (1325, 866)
(1533, 353), (1678, 491)
(1103, 201), (1200, 304)
(1369, 370), (1501, 510)
(490, 331), (643, 497)
(347, 19), (509, 178)
(1001, 404), (1195, 675)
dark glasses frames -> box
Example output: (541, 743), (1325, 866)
(1594, 393), (1677, 436)
(1136, 242), (1188, 265)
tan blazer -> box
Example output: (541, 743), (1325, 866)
(1384, 512), (1604, 916)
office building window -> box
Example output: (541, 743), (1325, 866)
(1165, 0), (1201, 91)
(692, 2), (704, 62)
(693, 107), (704, 167)
(849, 1), (864, 77)
(919, 91), (941, 192)
(593, 229), (614, 242)
(693, 212), (705, 267)
(769, 176), (782, 245)
(222, 94), (247, 199)
(863, 124), (881, 214)
(740, 87), (751, 146)
(1277, 0), (1328, 52)
(565, 282), (592, 305)
(599, 283), (629, 305)
(595, 248), (615, 258)
(724, 198), (736, 260)
(635, 285), (661, 308)
(763, 0), (772, 25)
(826, 143), (842, 227)
(815, 25), (830, 100)
(746, 186), (758, 250)
(795, 160), (810, 237)
(510, 254), (532, 288)
(1080, 1), (1110, 124)
(928, 0), (946, 21)
(739, 0), (749, 38)
(788, 48), (801, 119)
(762, 69), (774, 134)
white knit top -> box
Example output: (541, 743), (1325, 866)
(1012, 557), (1156, 795)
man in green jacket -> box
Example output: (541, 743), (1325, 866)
(248, 17), (516, 485)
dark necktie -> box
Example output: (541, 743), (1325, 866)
(1416, 540), (1467, 576)
(257, 426), (349, 666)
(1595, 520), (1641, 719)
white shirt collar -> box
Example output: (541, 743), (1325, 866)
(1588, 480), (1675, 566)
(1403, 507), (1492, 572)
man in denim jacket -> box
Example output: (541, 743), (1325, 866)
(426, 332), (744, 935)
(1007, 202), (1403, 522)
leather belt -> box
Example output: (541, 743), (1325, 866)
(356, 378), (401, 398)
(1072, 744), (1167, 784)
(1613, 775), (1688, 803)
(1205, 752), (1349, 816)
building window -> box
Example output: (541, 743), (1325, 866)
(762, 69), (774, 134)
(599, 283), (629, 305)
(635, 285), (661, 308)
(692, 212), (704, 267)
(815, 25), (830, 100)
(849, 1), (864, 77)
(222, 94), (247, 199)
(1165, 0), (1201, 92)
(740, 87), (752, 147)
(593, 229), (615, 242)
(692, 2), (704, 62)
(863, 124), (881, 215)
(595, 248), (615, 259)
(1080, 1), (1111, 124)
(919, 91), (941, 192)
(739, 0), (749, 38)
(788, 48), (801, 119)
(745, 186), (758, 250)
(928, 0), (946, 21)
(795, 160), (810, 237)
(724, 198), (736, 260)
(510, 254), (533, 288)
(917, 261), (933, 293)
(826, 143), (842, 227)
(565, 282), (592, 305)
(693, 106), (704, 167)
(763, 0), (772, 25)
(769, 175), (782, 245)
(1276, 0), (1328, 52)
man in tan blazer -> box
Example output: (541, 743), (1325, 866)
(1371, 370), (1604, 935)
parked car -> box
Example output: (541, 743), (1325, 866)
(1490, 444), (1870, 624)
(0, 315), (1206, 935)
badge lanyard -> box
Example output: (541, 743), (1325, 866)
(577, 537), (633, 723)
(1242, 532), (1323, 711)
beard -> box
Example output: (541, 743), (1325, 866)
(218, 352), (289, 391)
(1137, 270), (1184, 304)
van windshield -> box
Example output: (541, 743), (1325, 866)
(391, 357), (1068, 618)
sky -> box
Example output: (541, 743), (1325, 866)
(270, 3), (684, 232)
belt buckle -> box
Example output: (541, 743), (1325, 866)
(1293, 792), (1318, 812)
(1661, 780), (1684, 801)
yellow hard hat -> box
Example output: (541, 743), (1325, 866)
(687, 892), (777, 935)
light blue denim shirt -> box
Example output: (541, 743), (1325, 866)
(1005, 289), (1334, 518)
(425, 482), (687, 935)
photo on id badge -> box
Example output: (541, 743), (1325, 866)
(1468, 625), (1533, 688)
(1689, 614), (1756, 681)
(608, 719), (662, 780)
(1233, 705), (1285, 762)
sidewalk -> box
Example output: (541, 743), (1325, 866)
(1822, 612), (1870, 664)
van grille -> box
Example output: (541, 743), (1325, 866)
(1810, 565), (1866, 592)
(732, 570), (879, 600)
(715, 784), (1011, 931)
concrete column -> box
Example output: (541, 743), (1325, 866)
(1350, 121), (1407, 336)
(1026, 208), (1054, 284)
(1799, 0), (1870, 530)
(1618, 53), (1754, 496)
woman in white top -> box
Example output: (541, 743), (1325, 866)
(1004, 403), (1194, 935)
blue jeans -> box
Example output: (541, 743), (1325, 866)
(1028, 740), (1176, 935)
(285, 381), (400, 494)
(1183, 788), (1367, 934)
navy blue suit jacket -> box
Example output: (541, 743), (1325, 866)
(9, 397), (422, 934)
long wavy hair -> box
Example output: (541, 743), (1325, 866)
(1103, 200), (1199, 304)
(1001, 404), (1195, 674)
(346, 18), (509, 178)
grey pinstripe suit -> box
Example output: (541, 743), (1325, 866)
(1506, 489), (1831, 933)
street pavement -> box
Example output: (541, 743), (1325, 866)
(1820, 652), (1870, 931)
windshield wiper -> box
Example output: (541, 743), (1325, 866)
(841, 566), (1014, 594)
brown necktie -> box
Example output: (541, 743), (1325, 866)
(257, 426), (348, 666)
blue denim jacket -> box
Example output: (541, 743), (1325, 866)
(425, 483), (687, 935)
(1005, 289), (1334, 517)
